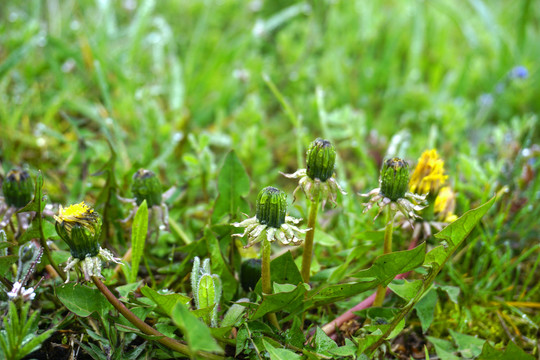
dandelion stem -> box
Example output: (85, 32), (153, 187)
(373, 207), (396, 307)
(301, 192), (320, 284)
(91, 276), (223, 360)
(261, 236), (281, 330)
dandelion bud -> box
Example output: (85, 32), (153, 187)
(2, 169), (33, 208)
(131, 169), (162, 207)
(306, 138), (336, 182)
(380, 158), (409, 201)
(256, 186), (287, 229)
(54, 202), (102, 259)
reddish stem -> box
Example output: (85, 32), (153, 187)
(319, 238), (418, 337)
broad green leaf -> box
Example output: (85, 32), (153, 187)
(212, 151), (250, 222)
(255, 251), (303, 294)
(18, 220), (58, 246)
(425, 196), (497, 269)
(56, 283), (113, 317)
(427, 337), (460, 360)
(0, 255), (18, 274)
(130, 200), (148, 283)
(140, 285), (190, 317)
(327, 339), (357, 357)
(308, 279), (378, 307)
(172, 302), (223, 354)
(449, 329), (485, 358)
(478, 341), (534, 360)
(221, 300), (248, 327)
(314, 327), (338, 352)
(436, 284), (460, 304)
(388, 279), (423, 302)
(262, 339), (302, 360)
(354, 242), (426, 285)
(415, 288), (438, 333)
(270, 251), (303, 285)
(115, 281), (143, 299)
(252, 283), (309, 320)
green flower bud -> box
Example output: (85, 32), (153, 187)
(240, 258), (262, 292)
(54, 202), (102, 260)
(131, 169), (162, 207)
(2, 169), (33, 208)
(380, 158), (410, 201)
(256, 186), (287, 229)
(306, 138), (336, 182)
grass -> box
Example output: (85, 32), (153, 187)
(0, 0), (539, 359)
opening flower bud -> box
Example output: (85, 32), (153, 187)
(256, 186), (287, 229)
(2, 169), (33, 208)
(54, 202), (102, 260)
(131, 169), (162, 207)
(380, 158), (409, 201)
(306, 138), (336, 182)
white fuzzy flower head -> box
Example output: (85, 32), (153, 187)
(232, 187), (309, 248)
(281, 138), (346, 208)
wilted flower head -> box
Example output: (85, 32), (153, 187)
(132, 169), (163, 207)
(232, 186), (308, 247)
(282, 138), (346, 208)
(409, 149), (448, 196)
(360, 157), (427, 222)
(54, 202), (121, 282)
(2, 169), (33, 208)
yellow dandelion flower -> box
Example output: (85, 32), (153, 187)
(434, 186), (457, 223)
(409, 149), (448, 195)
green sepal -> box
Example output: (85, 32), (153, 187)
(2, 169), (34, 208)
(55, 220), (102, 260)
(256, 186), (287, 229)
(306, 138), (336, 182)
(131, 169), (162, 207)
(380, 158), (409, 201)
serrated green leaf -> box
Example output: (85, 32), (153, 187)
(262, 339), (302, 360)
(427, 337), (459, 360)
(56, 283), (113, 317)
(354, 242), (426, 285)
(425, 196), (497, 269)
(449, 329), (485, 358)
(314, 327), (338, 352)
(171, 302), (223, 354)
(212, 150), (250, 222)
(130, 200), (148, 283)
(477, 341), (534, 360)
(415, 288), (438, 333)
(252, 283), (309, 320)
(388, 279), (423, 302)
(140, 285), (190, 317)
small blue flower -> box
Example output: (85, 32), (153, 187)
(509, 66), (528, 80)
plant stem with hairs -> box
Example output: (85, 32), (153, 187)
(301, 192), (320, 284)
(373, 207), (396, 307)
(262, 237), (281, 330)
(92, 276), (223, 360)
